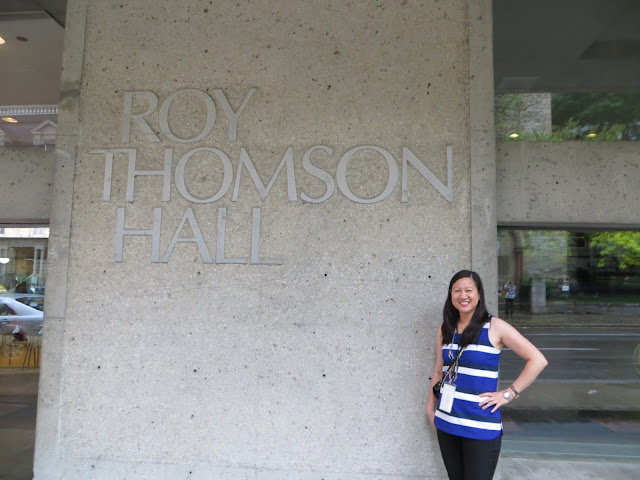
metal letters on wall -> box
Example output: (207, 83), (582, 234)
(91, 88), (454, 265)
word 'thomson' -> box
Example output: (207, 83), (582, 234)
(93, 145), (453, 204)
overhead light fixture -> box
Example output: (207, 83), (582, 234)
(0, 36), (5, 45)
(0, 258), (10, 264)
(1, 116), (18, 123)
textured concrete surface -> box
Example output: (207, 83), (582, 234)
(495, 93), (552, 139)
(469, 0), (498, 313)
(34, 0), (488, 478)
(33, 0), (87, 476)
(497, 141), (640, 227)
(0, 146), (54, 224)
(4, 369), (638, 479)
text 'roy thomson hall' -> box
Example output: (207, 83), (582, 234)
(89, 88), (454, 264)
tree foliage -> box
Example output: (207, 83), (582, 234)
(495, 92), (640, 141)
(590, 232), (640, 269)
(552, 93), (640, 140)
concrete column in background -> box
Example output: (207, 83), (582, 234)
(531, 278), (547, 314)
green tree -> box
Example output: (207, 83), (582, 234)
(590, 232), (640, 270)
(552, 93), (640, 140)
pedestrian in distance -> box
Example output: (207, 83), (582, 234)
(503, 280), (517, 318)
(426, 270), (548, 480)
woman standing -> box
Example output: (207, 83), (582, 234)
(503, 280), (517, 318)
(426, 270), (547, 480)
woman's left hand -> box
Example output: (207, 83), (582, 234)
(478, 391), (509, 413)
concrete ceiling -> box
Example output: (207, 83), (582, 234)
(0, 0), (66, 106)
(0, 0), (66, 26)
(493, 0), (640, 93)
(0, 0), (638, 107)
(0, 11), (64, 106)
(0, 2), (65, 145)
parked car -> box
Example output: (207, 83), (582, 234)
(0, 295), (44, 334)
(6, 293), (44, 312)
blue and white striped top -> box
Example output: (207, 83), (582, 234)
(434, 320), (503, 440)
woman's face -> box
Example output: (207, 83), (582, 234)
(450, 276), (480, 316)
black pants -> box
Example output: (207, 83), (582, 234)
(505, 298), (514, 317)
(437, 429), (501, 480)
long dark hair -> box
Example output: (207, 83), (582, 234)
(441, 270), (490, 348)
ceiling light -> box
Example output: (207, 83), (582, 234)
(508, 132), (520, 138)
(0, 37), (5, 45)
(586, 132), (597, 137)
(1, 116), (18, 123)
(0, 258), (10, 265)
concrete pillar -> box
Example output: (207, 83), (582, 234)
(35, 1), (497, 478)
(531, 278), (547, 314)
(7, 247), (15, 275)
(0, 245), (8, 288)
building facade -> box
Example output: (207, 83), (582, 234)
(0, 1), (638, 479)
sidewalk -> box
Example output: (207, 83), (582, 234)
(1, 368), (638, 479)
(0, 369), (38, 480)
(497, 310), (640, 468)
(2, 314), (639, 480)
(500, 457), (640, 480)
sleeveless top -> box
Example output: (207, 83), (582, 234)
(434, 320), (503, 440)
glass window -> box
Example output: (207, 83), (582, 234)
(0, 106), (58, 147)
(498, 228), (640, 461)
(495, 93), (640, 141)
(0, 226), (48, 369)
(0, 302), (16, 316)
(14, 296), (44, 311)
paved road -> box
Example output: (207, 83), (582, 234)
(497, 324), (640, 461)
(500, 326), (640, 383)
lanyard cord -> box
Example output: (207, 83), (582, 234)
(443, 346), (465, 384)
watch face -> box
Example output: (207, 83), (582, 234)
(503, 391), (511, 399)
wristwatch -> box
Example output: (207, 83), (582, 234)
(503, 385), (520, 401)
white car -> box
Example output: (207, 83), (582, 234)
(0, 295), (44, 335)
(2, 293), (44, 312)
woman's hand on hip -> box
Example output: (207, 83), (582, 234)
(478, 391), (510, 413)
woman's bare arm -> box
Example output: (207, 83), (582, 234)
(480, 317), (548, 412)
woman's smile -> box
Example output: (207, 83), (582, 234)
(451, 277), (479, 314)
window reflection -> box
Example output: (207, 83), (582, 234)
(498, 228), (640, 460)
(0, 106), (58, 147)
(0, 227), (47, 369)
(495, 93), (640, 141)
